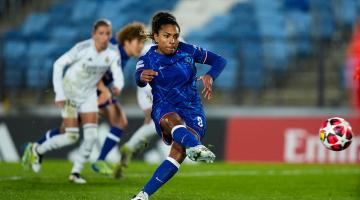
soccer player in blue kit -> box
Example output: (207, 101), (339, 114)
(131, 12), (227, 200)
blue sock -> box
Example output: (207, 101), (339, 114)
(172, 126), (201, 148)
(143, 157), (180, 196)
(98, 126), (123, 160)
(36, 128), (60, 145)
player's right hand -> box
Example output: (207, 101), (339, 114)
(140, 69), (158, 82)
(55, 100), (65, 108)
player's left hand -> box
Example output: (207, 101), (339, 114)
(112, 87), (121, 96)
(198, 75), (213, 100)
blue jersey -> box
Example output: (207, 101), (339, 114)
(135, 42), (226, 144)
(135, 42), (226, 105)
(102, 37), (130, 86)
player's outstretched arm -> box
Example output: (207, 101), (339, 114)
(193, 46), (227, 100)
(203, 50), (227, 80)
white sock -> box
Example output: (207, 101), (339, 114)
(36, 128), (79, 155)
(126, 121), (156, 151)
(71, 124), (98, 174)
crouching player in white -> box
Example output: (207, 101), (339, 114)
(21, 19), (124, 184)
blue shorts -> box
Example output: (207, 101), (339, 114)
(152, 101), (207, 145)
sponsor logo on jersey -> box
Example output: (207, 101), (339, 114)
(136, 60), (144, 69)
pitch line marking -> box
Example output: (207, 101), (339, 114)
(0, 176), (23, 181)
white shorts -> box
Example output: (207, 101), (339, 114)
(137, 84), (153, 110)
(61, 92), (99, 118)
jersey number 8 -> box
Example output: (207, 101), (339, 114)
(197, 116), (203, 127)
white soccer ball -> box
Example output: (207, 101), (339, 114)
(319, 117), (353, 151)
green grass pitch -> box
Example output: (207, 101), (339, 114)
(0, 161), (359, 200)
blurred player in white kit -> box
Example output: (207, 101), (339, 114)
(21, 19), (124, 183)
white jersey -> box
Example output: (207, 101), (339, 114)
(136, 41), (154, 110)
(53, 39), (124, 103)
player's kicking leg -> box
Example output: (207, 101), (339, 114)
(162, 113), (215, 163)
(131, 112), (214, 199)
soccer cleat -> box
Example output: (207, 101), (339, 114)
(131, 191), (149, 200)
(69, 173), (87, 184)
(186, 145), (216, 163)
(30, 143), (42, 173)
(91, 160), (114, 176)
(120, 144), (133, 168)
(21, 143), (42, 173)
(21, 143), (32, 170)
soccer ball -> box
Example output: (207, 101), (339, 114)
(319, 117), (353, 151)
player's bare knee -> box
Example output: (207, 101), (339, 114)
(111, 117), (127, 129)
(114, 104), (128, 128)
(160, 112), (184, 134)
